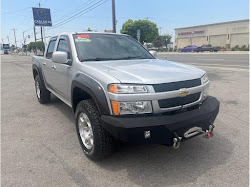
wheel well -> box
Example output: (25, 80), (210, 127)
(33, 69), (38, 79)
(72, 87), (92, 113)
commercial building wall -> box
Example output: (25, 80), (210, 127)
(174, 19), (249, 49)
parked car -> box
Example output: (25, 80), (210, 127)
(179, 45), (199, 52)
(198, 44), (220, 52)
(32, 32), (220, 160)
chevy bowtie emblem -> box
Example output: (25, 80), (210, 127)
(178, 88), (189, 97)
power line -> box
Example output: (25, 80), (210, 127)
(0, 7), (31, 15)
(52, 0), (97, 24)
(49, 0), (108, 29)
(47, 0), (109, 31)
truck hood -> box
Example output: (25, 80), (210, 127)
(84, 59), (205, 84)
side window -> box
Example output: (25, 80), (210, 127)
(57, 39), (69, 53)
(46, 40), (56, 58)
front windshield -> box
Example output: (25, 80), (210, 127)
(73, 33), (154, 62)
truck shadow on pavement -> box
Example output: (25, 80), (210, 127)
(97, 135), (234, 186)
(49, 94), (234, 187)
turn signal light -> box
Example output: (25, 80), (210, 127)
(108, 85), (118, 93)
(111, 100), (119, 115)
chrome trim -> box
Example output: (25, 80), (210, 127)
(108, 81), (210, 114)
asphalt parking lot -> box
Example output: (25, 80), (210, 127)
(1, 54), (249, 187)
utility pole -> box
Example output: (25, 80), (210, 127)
(33, 26), (37, 42)
(112, 0), (116, 33)
(12, 28), (17, 48)
(39, 3), (44, 43)
(7, 36), (10, 44)
(23, 32), (25, 46)
(159, 27), (162, 36)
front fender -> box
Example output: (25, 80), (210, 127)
(72, 74), (111, 115)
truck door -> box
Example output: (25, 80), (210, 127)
(42, 37), (58, 90)
(51, 35), (72, 103)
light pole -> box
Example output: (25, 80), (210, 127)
(112, 0), (116, 33)
(12, 28), (17, 49)
(6, 36), (10, 44)
(159, 27), (162, 36)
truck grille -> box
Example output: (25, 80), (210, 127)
(158, 92), (201, 108)
(153, 78), (201, 93)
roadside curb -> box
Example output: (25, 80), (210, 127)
(158, 51), (249, 55)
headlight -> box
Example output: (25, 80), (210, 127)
(201, 73), (209, 84)
(203, 86), (209, 100)
(111, 100), (152, 115)
(108, 84), (148, 94)
(201, 73), (209, 100)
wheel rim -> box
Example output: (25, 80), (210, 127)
(35, 80), (41, 99)
(78, 112), (94, 150)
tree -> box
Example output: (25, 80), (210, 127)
(36, 41), (45, 52)
(27, 42), (36, 52)
(157, 34), (172, 48)
(27, 41), (45, 54)
(120, 19), (159, 43)
(153, 40), (163, 48)
(87, 27), (93, 31)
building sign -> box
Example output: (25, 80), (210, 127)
(178, 30), (205, 36)
(32, 7), (52, 26)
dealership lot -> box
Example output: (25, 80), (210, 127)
(1, 54), (249, 187)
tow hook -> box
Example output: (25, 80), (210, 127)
(173, 132), (182, 149)
(203, 124), (214, 139)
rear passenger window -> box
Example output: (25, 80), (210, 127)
(57, 39), (69, 53)
(46, 40), (56, 58)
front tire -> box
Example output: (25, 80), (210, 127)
(34, 75), (50, 104)
(75, 99), (114, 160)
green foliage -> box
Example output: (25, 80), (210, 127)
(120, 19), (159, 43)
(27, 41), (45, 52)
(36, 41), (45, 52)
(87, 27), (93, 31)
(231, 45), (249, 51)
(157, 34), (172, 48)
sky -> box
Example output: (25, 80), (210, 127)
(1, 0), (249, 47)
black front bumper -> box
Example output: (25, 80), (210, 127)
(101, 96), (220, 145)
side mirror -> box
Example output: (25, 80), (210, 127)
(52, 51), (69, 64)
(149, 50), (157, 58)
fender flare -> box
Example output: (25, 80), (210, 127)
(32, 61), (45, 83)
(71, 74), (110, 115)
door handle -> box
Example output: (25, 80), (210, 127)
(51, 65), (56, 70)
(42, 62), (46, 66)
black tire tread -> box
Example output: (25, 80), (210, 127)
(35, 75), (50, 104)
(76, 99), (114, 160)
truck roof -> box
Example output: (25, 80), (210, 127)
(50, 32), (128, 38)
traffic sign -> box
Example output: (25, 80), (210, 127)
(32, 7), (52, 27)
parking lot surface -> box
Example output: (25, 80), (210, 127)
(1, 54), (249, 187)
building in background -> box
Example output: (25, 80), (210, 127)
(174, 19), (249, 49)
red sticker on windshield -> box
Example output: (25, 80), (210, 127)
(77, 35), (90, 39)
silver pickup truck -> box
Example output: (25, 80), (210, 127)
(32, 32), (220, 160)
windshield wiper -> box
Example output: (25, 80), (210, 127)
(82, 56), (147, 62)
(116, 56), (147, 60)
(82, 57), (114, 62)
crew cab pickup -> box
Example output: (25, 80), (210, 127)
(32, 32), (220, 160)
(198, 44), (220, 52)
